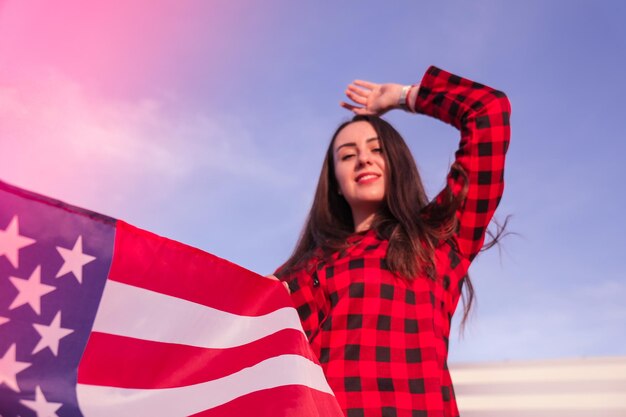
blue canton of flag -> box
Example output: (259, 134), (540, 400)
(0, 181), (115, 417)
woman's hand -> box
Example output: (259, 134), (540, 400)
(340, 81), (404, 116)
(266, 274), (290, 294)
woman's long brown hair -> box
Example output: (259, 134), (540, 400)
(278, 115), (502, 323)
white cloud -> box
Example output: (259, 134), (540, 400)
(0, 68), (288, 218)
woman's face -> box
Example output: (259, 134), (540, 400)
(333, 121), (386, 213)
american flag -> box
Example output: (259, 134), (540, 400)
(0, 180), (343, 417)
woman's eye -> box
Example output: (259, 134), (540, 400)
(372, 147), (383, 153)
(341, 154), (355, 161)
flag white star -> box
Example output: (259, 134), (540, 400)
(55, 236), (96, 283)
(0, 216), (36, 269)
(20, 386), (63, 417)
(9, 265), (56, 315)
(0, 344), (31, 392)
(32, 311), (74, 356)
(0, 316), (8, 326)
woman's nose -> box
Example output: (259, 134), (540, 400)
(357, 150), (372, 166)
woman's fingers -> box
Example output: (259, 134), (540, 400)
(347, 84), (369, 98)
(340, 101), (357, 110)
(345, 89), (368, 105)
(341, 81), (398, 117)
(340, 101), (372, 115)
(353, 79), (377, 89)
(265, 274), (290, 294)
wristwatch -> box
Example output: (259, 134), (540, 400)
(398, 85), (411, 111)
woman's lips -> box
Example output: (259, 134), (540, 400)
(355, 173), (381, 184)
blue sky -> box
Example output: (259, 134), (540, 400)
(1, 0), (625, 363)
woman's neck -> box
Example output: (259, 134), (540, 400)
(352, 209), (377, 233)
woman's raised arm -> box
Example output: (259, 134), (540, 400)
(342, 66), (511, 261)
(411, 66), (511, 261)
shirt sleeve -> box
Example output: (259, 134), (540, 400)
(411, 66), (511, 261)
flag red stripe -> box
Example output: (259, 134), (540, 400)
(188, 385), (343, 417)
(108, 221), (289, 316)
(78, 329), (316, 388)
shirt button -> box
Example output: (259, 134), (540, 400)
(312, 273), (320, 287)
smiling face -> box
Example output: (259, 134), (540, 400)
(333, 121), (386, 219)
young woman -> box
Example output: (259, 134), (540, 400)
(274, 66), (511, 417)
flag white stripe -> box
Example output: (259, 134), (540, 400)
(456, 393), (626, 411)
(76, 354), (333, 417)
(92, 280), (303, 348)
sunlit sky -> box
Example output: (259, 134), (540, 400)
(1, 0), (625, 363)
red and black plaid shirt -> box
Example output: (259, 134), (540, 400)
(279, 66), (511, 417)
